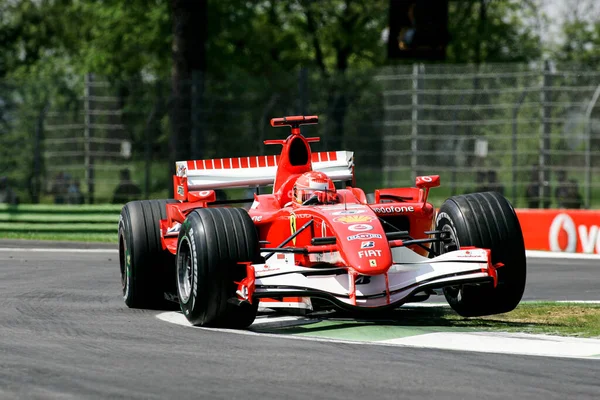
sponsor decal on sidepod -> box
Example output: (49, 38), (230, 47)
(358, 250), (382, 258)
(331, 209), (366, 216)
(347, 233), (383, 241)
(360, 241), (375, 249)
(456, 249), (486, 258)
(372, 205), (415, 213)
(549, 213), (600, 254)
(347, 224), (373, 232)
(321, 204), (364, 211)
(333, 215), (375, 224)
(292, 214), (315, 219)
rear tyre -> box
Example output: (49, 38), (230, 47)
(435, 191), (527, 317)
(118, 199), (178, 309)
(176, 207), (260, 328)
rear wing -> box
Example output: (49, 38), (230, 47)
(175, 151), (353, 193)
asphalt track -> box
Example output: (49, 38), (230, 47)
(1, 241), (599, 399)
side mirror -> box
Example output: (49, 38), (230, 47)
(187, 189), (217, 203)
(192, 189), (216, 202)
(416, 175), (440, 189)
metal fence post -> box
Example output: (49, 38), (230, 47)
(32, 102), (49, 204)
(450, 93), (466, 197)
(584, 83), (600, 209)
(539, 61), (552, 208)
(84, 73), (95, 204)
(512, 90), (528, 206)
(411, 63), (420, 182)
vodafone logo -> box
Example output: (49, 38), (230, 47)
(549, 213), (600, 254)
(373, 206), (415, 214)
(549, 214), (577, 252)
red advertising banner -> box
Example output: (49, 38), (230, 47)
(515, 209), (600, 254)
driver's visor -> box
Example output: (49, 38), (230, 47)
(300, 189), (337, 203)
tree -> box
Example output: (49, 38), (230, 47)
(170, 0), (207, 178)
(446, 0), (542, 64)
(0, 0), (553, 202)
(555, 0), (600, 67)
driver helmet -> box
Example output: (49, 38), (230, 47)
(293, 171), (337, 205)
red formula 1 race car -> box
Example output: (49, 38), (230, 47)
(118, 115), (526, 328)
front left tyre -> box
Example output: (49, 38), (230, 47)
(435, 191), (527, 317)
(118, 199), (177, 309)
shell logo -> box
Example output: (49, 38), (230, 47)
(333, 215), (375, 224)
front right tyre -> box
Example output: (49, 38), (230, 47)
(176, 207), (260, 328)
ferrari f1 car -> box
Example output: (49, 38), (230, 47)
(118, 115), (526, 328)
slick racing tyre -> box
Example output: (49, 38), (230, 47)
(176, 207), (260, 328)
(436, 191), (527, 317)
(118, 199), (178, 309)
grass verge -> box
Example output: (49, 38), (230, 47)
(451, 302), (600, 338)
(269, 302), (600, 339)
(0, 232), (118, 243)
(449, 302), (600, 338)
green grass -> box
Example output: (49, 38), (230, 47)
(0, 204), (123, 213)
(0, 222), (117, 233)
(0, 213), (120, 223)
(0, 231), (118, 242)
(0, 204), (120, 238)
(352, 302), (600, 338)
(457, 302), (600, 338)
(271, 303), (600, 339)
(255, 303), (600, 339)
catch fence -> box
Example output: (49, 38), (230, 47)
(0, 62), (598, 208)
(378, 61), (600, 209)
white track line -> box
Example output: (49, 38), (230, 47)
(156, 312), (600, 360)
(526, 250), (600, 260)
(402, 302), (449, 307)
(157, 312), (367, 343)
(405, 301), (600, 307)
(379, 332), (600, 360)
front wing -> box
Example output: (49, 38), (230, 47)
(244, 248), (499, 310)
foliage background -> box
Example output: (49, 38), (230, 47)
(1, 0), (599, 206)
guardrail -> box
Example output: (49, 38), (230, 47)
(1, 204), (598, 255)
(0, 204), (122, 236)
